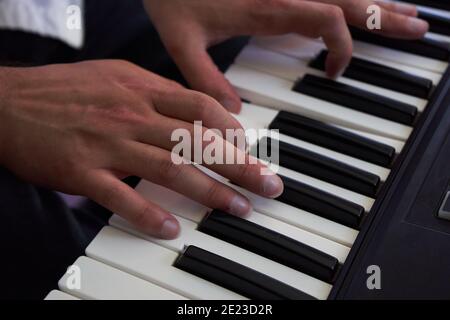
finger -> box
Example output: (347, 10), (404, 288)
(166, 39), (242, 113)
(207, 156), (285, 199)
(375, 0), (418, 17)
(152, 88), (245, 140)
(85, 169), (180, 239)
(138, 116), (284, 198)
(244, 1), (353, 78)
(117, 141), (253, 217)
(375, 7), (428, 38)
(294, 2), (354, 78)
(317, 5), (354, 78)
(311, 0), (428, 38)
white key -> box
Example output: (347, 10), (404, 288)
(204, 107), (375, 209)
(230, 184), (358, 247)
(193, 165), (359, 247)
(135, 180), (350, 262)
(220, 108), (376, 211)
(246, 211), (350, 262)
(252, 34), (326, 61)
(426, 32), (450, 44)
(59, 256), (186, 300)
(333, 124), (405, 153)
(226, 64), (413, 140)
(136, 179), (208, 223)
(414, 3), (450, 19)
(87, 227), (245, 300)
(234, 102), (279, 129)
(233, 103), (390, 180)
(45, 290), (79, 300)
(191, 166), (358, 248)
(273, 165), (375, 211)
(257, 132), (390, 181)
(351, 52), (442, 85)
(110, 214), (332, 300)
(135, 179), (208, 223)
(352, 39), (448, 74)
(236, 45), (428, 111)
(251, 35), (446, 79)
(235, 102), (405, 153)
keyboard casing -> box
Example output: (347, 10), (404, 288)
(332, 66), (450, 299)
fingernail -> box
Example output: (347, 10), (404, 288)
(408, 17), (429, 34)
(262, 175), (284, 198)
(160, 219), (179, 239)
(229, 195), (252, 217)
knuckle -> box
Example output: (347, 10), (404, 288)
(156, 158), (183, 186)
(344, 0), (358, 10)
(164, 41), (185, 58)
(236, 164), (255, 182)
(167, 79), (183, 89)
(325, 5), (345, 22)
(93, 59), (136, 73)
(204, 182), (223, 204)
(85, 100), (149, 130)
(111, 59), (137, 69)
(247, 0), (291, 28)
(191, 92), (218, 120)
(63, 158), (82, 178)
(99, 183), (123, 209)
(386, 11), (404, 26)
(133, 204), (154, 227)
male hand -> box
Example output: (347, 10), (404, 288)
(144, 0), (429, 112)
(0, 61), (283, 239)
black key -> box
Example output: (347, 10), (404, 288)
(269, 111), (396, 167)
(399, 0), (450, 11)
(174, 245), (315, 300)
(259, 137), (380, 197)
(309, 50), (433, 99)
(199, 210), (340, 283)
(293, 74), (418, 125)
(277, 175), (365, 229)
(349, 27), (450, 61)
(419, 10), (450, 37)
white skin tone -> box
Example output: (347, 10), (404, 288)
(144, 0), (428, 112)
(0, 0), (428, 239)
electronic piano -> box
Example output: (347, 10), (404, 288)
(46, 1), (450, 300)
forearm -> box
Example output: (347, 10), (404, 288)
(0, 67), (15, 167)
(0, 69), (7, 166)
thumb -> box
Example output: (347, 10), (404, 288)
(168, 42), (242, 113)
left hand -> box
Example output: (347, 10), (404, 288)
(144, 0), (428, 113)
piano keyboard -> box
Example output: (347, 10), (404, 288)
(47, 1), (450, 301)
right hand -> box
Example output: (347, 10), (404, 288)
(0, 60), (284, 239)
(146, 0), (429, 112)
